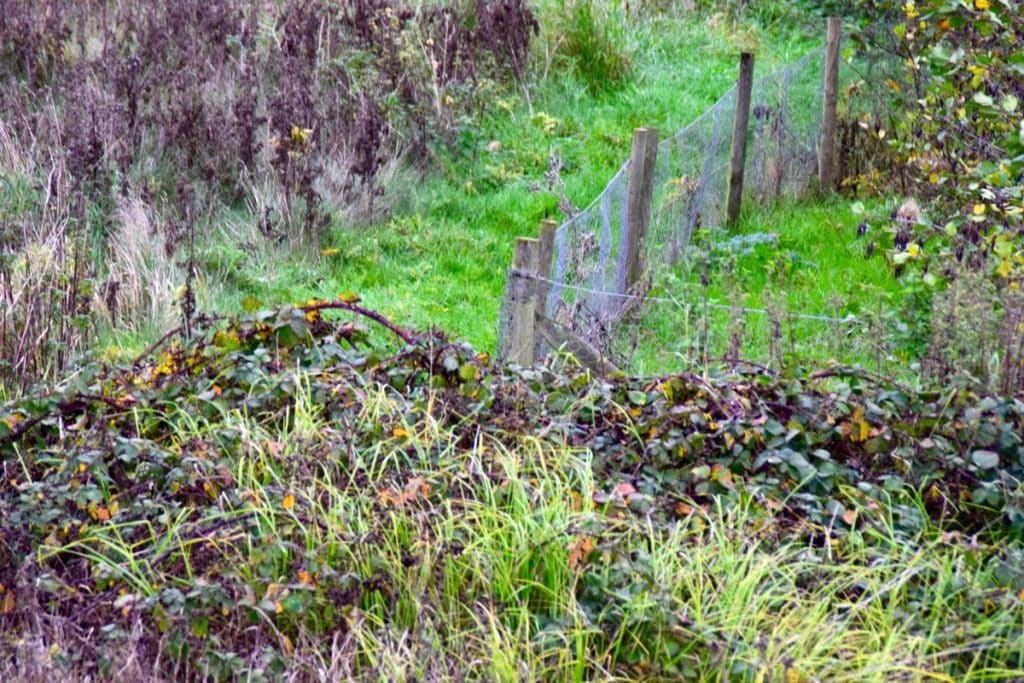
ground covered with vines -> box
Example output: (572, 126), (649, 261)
(1, 301), (1022, 680)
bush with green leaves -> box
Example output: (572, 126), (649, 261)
(805, 0), (1024, 389)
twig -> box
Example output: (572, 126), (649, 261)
(146, 512), (256, 569)
(301, 301), (417, 345)
(131, 313), (229, 366)
(133, 326), (185, 367)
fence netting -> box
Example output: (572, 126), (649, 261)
(497, 46), (828, 371)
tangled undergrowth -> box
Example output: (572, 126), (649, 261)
(1, 299), (1023, 680)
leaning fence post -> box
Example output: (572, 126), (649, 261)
(624, 127), (660, 291)
(727, 52), (755, 227)
(534, 219), (558, 359)
(507, 237), (540, 366)
(819, 16), (841, 193)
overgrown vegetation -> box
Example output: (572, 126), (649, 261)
(2, 303), (1022, 680)
(2, 0), (1023, 680)
(820, 0), (1024, 391)
(0, 0), (539, 392)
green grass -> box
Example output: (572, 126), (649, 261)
(185, 15), (843, 362)
(627, 196), (903, 374)
(5, 7), (1022, 681)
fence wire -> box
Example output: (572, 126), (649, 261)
(498, 46), (829, 369)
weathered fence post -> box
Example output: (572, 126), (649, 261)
(623, 127), (660, 291)
(818, 16), (841, 192)
(507, 237), (540, 366)
(534, 219), (558, 359)
(727, 52), (755, 227)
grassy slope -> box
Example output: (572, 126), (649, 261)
(193, 15), (884, 366)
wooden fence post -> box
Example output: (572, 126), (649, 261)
(507, 237), (539, 366)
(534, 219), (558, 359)
(819, 17), (841, 193)
(727, 52), (755, 228)
(623, 127), (660, 291)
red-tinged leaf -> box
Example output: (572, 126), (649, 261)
(613, 482), (636, 497)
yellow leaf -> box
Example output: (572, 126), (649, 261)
(886, 78), (902, 93)
(998, 259), (1012, 278)
(973, 203), (986, 215)
(282, 493), (295, 511)
(290, 126), (312, 146)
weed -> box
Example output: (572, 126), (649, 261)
(557, 0), (634, 95)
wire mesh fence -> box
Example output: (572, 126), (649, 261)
(498, 45), (836, 372)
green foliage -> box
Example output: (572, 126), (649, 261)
(832, 2), (1023, 277)
(2, 302), (1023, 678)
(557, 0), (634, 94)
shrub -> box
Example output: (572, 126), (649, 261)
(805, 0), (1024, 391)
